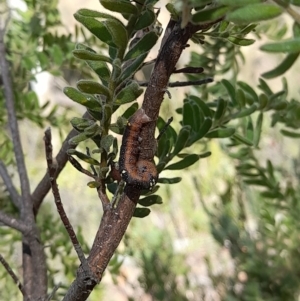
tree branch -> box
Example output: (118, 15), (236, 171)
(0, 253), (29, 301)
(0, 210), (30, 233)
(0, 160), (21, 209)
(62, 19), (206, 301)
(32, 113), (90, 216)
(44, 128), (95, 282)
(138, 78), (213, 88)
(0, 16), (47, 300)
(0, 24), (32, 219)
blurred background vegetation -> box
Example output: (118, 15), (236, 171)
(1, 0), (300, 300)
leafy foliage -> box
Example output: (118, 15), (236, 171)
(2, 0), (300, 300)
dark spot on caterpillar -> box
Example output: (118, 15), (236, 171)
(119, 108), (158, 190)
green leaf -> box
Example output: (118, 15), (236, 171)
(138, 195), (163, 207)
(221, 79), (237, 106)
(262, 52), (300, 78)
(226, 4), (283, 25)
(232, 133), (253, 146)
(124, 31), (158, 61)
(101, 135), (115, 153)
(172, 126), (191, 157)
(114, 81), (143, 105)
(77, 80), (111, 98)
(237, 81), (259, 103)
(280, 129), (300, 138)
(105, 19), (128, 57)
(64, 87), (101, 110)
(217, 0), (261, 5)
(134, 9), (156, 30)
(253, 112), (263, 147)
(258, 78), (273, 96)
(157, 138), (171, 165)
(232, 104), (258, 119)
(227, 36), (255, 46)
(246, 117), (254, 142)
(73, 49), (112, 63)
(196, 118), (213, 140)
(67, 149), (100, 165)
(258, 93), (269, 110)
(260, 38), (300, 53)
(76, 44), (111, 85)
(165, 3), (180, 21)
(183, 101), (194, 128)
(243, 179), (269, 186)
(68, 132), (92, 145)
(122, 103), (139, 119)
(84, 122), (102, 136)
(205, 128), (235, 138)
(70, 118), (95, 131)
(74, 9), (128, 56)
(260, 191), (283, 199)
(214, 98), (228, 121)
(74, 10), (116, 46)
(291, 0), (300, 7)
(120, 53), (148, 81)
(189, 95), (213, 119)
(133, 207), (151, 218)
(192, 6), (229, 23)
(100, 0), (138, 14)
(165, 154), (200, 170)
(157, 177), (182, 184)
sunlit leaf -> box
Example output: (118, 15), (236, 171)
(260, 38), (300, 53)
(205, 128), (235, 138)
(192, 6), (229, 23)
(226, 4), (282, 25)
(114, 81), (143, 105)
(165, 154), (200, 170)
(262, 53), (300, 78)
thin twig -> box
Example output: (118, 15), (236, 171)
(0, 253), (29, 300)
(97, 186), (111, 210)
(0, 16), (32, 217)
(0, 160), (21, 208)
(0, 9), (10, 35)
(32, 126), (82, 216)
(168, 78), (214, 87)
(139, 77), (214, 87)
(44, 128), (94, 281)
(173, 66), (204, 74)
(46, 282), (61, 301)
(0, 210), (30, 233)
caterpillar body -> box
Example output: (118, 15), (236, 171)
(119, 108), (158, 190)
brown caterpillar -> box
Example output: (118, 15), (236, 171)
(119, 108), (158, 190)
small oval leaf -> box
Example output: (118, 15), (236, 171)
(165, 154), (200, 170)
(124, 31), (158, 61)
(114, 81), (143, 105)
(64, 87), (101, 110)
(133, 207), (151, 218)
(205, 128), (235, 138)
(192, 6), (229, 23)
(138, 195), (163, 207)
(100, 0), (137, 14)
(226, 4), (283, 25)
(260, 38), (300, 53)
(157, 177), (182, 184)
(77, 80), (111, 98)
